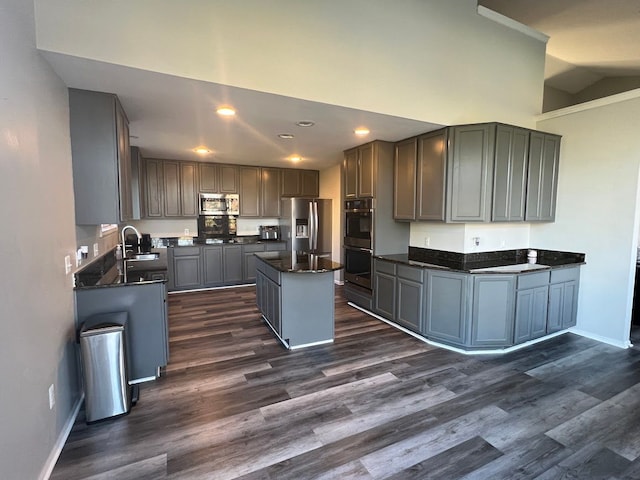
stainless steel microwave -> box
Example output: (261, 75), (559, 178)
(199, 193), (239, 216)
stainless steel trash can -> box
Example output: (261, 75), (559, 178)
(79, 311), (132, 423)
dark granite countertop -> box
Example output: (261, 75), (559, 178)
(74, 247), (168, 289)
(255, 252), (343, 273)
(377, 247), (585, 274)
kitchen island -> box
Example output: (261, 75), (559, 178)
(254, 252), (343, 349)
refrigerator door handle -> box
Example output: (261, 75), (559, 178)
(314, 201), (319, 251)
(308, 201), (315, 251)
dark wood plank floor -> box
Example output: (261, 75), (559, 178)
(51, 286), (640, 479)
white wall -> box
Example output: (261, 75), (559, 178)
(409, 222), (531, 253)
(533, 91), (640, 347)
(0, 1), (79, 479)
(34, 0), (546, 128)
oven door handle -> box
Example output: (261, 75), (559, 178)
(344, 246), (372, 253)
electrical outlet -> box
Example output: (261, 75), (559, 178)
(500, 239), (506, 247)
(64, 255), (72, 274)
(473, 237), (481, 247)
(48, 384), (55, 410)
(425, 236), (431, 247)
(184, 228), (190, 236)
(93, 243), (99, 257)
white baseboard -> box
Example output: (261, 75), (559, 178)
(569, 327), (631, 349)
(39, 394), (83, 480)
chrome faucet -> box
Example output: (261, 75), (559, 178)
(121, 225), (142, 254)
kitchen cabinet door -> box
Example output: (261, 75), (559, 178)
(199, 163), (239, 194)
(261, 167), (281, 217)
(180, 162), (198, 217)
(144, 158), (163, 218)
(424, 271), (469, 345)
(68, 89), (133, 224)
(163, 160), (181, 217)
(373, 259), (396, 320)
(447, 123), (496, 222)
(219, 165), (239, 193)
(202, 246), (224, 286)
(358, 142), (375, 198)
(173, 255), (202, 290)
(344, 148), (358, 198)
(239, 166), (261, 217)
(198, 163), (218, 192)
(470, 275), (515, 347)
(526, 132), (561, 222)
(417, 129), (448, 221)
(243, 244), (266, 283)
(514, 285), (549, 344)
(395, 265), (424, 333)
(300, 170), (319, 197)
(223, 245), (243, 284)
(393, 137), (417, 220)
(492, 125), (529, 222)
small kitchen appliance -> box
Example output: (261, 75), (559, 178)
(259, 225), (280, 240)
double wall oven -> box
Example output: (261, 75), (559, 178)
(344, 198), (373, 290)
(198, 193), (239, 240)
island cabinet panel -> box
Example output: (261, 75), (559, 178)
(492, 125), (529, 222)
(69, 88), (133, 224)
(393, 137), (418, 220)
(417, 129), (448, 221)
(470, 275), (515, 347)
(526, 132), (561, 222)
(424, 271), (469, 345)
(202, 246), (223, 287)
(447, 123), (496, 222)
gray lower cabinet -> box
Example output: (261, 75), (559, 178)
(514, 271), (550, 344)
(75, 282), (169, 382)
(396, 265), (425, 332)
(373, 259), (396, 320)
(424, 270), (469, 346)
(168, 243), (286, 291)
(470, 275), (515, 347)
(547, 267), (580, 332)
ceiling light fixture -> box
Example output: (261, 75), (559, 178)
(296, 120), (315, 127)
(354, 127), (370, 136)
(194, 147), (212, 155)
(216, 106), (236, 117)
(278, 133), (295, 139)
(289, 155), (302, 162)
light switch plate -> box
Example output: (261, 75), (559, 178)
(93, 243), (99, 257)
(64, 255), (72, 274)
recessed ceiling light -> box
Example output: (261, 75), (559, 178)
(278, 133), (295, 139)
(194, 147), (212, 155)
(289, 155), (302, 162)
(354, 127), (370, 136)
(216, 106), (236, 116)
(296, 120), (315, 127)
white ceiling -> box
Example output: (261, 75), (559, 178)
(478, 0), (640, 94)
(42, 52), (441, 170)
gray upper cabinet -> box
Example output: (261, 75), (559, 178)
(261, 167), (281, 217)
(526, 132), (561, 222)
(447, 123), (496, 222)
(199, 163), (239, 194)
(281, 169), (319, 197)
(239, 166), (261, 217)
(143, 158), (163, 218)
(417, 129), (448, 221)
(69, 88), (132, 224)
(492, 124), (529, 222)
(343, 141), (380, 199)
(162, 160), (198, 217)
(393, 137), (417, 220)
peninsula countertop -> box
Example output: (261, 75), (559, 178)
(254, 251), (343, 273)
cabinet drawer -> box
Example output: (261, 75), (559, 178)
(551, 267), (580, 284)
(397, 264), (424, 283)
(172, 246), (200, 257)
(517, 271), (550, 289)
(375, 259), (396, 275)
(243, 244), (266, 253)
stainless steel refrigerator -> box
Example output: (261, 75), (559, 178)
(281, 198), (332, 256)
